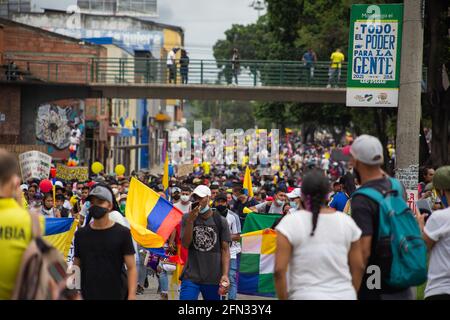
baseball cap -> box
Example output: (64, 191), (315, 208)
(20, 184), (28, 191)
(350, 135), (384, 165)
(54, 181), (64, 188)
(193, 185), (211, 198)
(172, 187), (181, 193)
(215, 192), (228, 202)
(87, 185), (113, 203)
(433, 166), (450, 190)
(287, 188), (301, 199)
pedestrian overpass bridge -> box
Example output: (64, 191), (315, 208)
(2, 58), (349, 103)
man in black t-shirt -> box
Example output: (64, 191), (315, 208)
(74, 185), (137, 300)
(349, 135), (413, 300)
(180, 185), (231, 300)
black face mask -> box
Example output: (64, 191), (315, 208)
(215, 205), (228, 217)
(89, 205), (109, 220)
(172, 194), (180, 201)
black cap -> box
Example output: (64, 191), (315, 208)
(215, 193), (228, 202)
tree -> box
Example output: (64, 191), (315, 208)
(423, 0), (450, 166)
(212, 0), (449, 169)
(186, 100), (257, 132)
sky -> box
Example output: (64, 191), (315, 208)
(33, 0), (265, 60)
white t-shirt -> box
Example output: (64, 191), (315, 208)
(255, 201), (283, 214)
(87, 210), (130, 229)
(321, 158), (330, 171)
(225, 212), (241, 259)
(63, 199), (73, 210)
(174, 201), (191, 214)
(109, 210), (130, 229)
(167, 50), (176, 65)
(276, 210), (362, 300)
(424, 207), (450, 298)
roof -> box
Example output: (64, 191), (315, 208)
(35, 9), (184, 35)
(0, 17), (104, 49)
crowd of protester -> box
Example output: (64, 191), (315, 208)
(1, 130), (450, 301)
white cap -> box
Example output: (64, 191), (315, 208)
(287, 188), (301, 199)
(54, 181), (64, 188)
(20, 184), (28, 191)
(172, 187), (181, 193)
(350, 134), (384, 165)
(192, 185), (211, 198)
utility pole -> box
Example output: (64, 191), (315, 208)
(395, 0), (424, 200)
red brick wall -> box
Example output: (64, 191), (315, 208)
(0, 24), (4, 64)
(2, 21), (106, 83)
(0, 85), (21, 138)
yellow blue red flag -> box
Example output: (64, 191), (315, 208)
(243, 166), (254, 197)
(163, 151), (169, 198)
(125, 177), (183, 248)
(43, 217), (78, 260)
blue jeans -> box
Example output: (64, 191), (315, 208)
(179, 279), (220, 300)
(229, 258), (238, 300)
(137, 248), (148, 286)
(158, 269), (169, 294)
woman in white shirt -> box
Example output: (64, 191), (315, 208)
(274, 169), (365, 300)
(416, 166), (450, 300)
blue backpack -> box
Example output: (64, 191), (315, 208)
(352, 177), (427, 288)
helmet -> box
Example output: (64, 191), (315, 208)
(432, 166), (450, 190)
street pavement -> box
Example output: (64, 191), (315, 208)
(137, 274), (275, 300)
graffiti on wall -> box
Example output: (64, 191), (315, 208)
(36, 101), (85, 151)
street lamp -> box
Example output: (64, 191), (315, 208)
(249, 0), (265, 18)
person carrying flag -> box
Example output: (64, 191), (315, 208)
(180, 185), (231, 300)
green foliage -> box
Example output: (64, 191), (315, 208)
(185, 100), (257, 132)
(212, 0), (401, 140)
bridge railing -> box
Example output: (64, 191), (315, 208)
(3, 57), (428, 90)
(1, 58), (91, 83)
(91, 58), (348, 87)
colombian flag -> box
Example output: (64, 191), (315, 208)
(243, 166), (254, 197)
(43, 217), (78, 260)
(126, 177), (183, 248)
(163, 151), (169, 199)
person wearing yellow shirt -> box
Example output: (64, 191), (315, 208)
(0, 149), (45, 300)
(327, 48), (345, 88)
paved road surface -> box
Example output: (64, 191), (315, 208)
(137, 274), (275, 300)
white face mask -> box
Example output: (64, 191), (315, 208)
(112, 188), (119, 196)
(180, 195), (190, 203)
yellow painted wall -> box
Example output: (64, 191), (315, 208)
(163, 29), (183, 56)
(103, 44), (137, 174)
(163, 29), (183, 106)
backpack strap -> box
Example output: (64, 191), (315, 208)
(388, 177), (403, 195)
(351, 186), (386, 205)
(30, 212), (42, 239)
